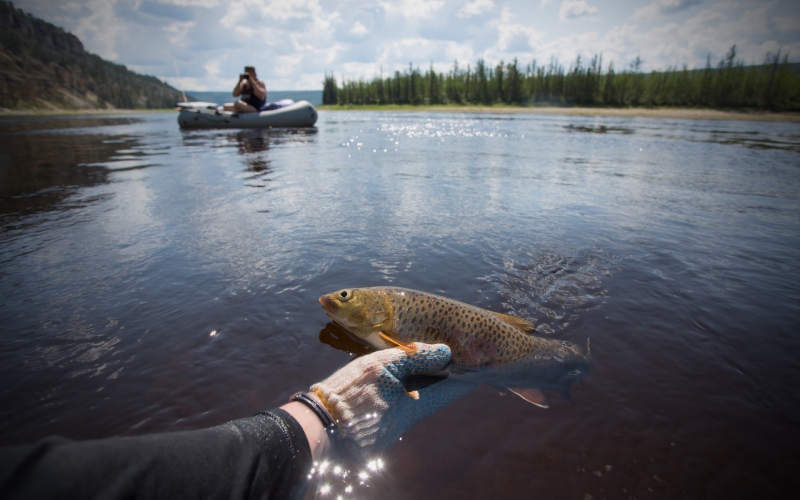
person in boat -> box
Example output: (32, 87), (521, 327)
(224, 65), (267, 113)
(0, 343), (473, 500)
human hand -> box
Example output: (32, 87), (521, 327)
(310, 343), (476, 455)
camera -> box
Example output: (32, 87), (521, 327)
(240, 73), (249, 80)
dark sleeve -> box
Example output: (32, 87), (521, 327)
(0, 409), (311, 500)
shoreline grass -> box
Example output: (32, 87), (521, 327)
(318, 104), (800, 122)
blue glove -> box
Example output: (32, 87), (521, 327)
(310, 343), (476, 454)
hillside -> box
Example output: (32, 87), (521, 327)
(0, 1), (183, 110)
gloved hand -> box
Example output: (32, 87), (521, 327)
(310, 343), (475, 455)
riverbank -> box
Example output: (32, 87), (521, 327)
(0, 108), (176, 117)
(319, 104), (800, 122)
(3, 105), (799, 123)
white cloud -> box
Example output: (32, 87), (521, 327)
(457, 0), (494, 18)
(381, 0), (444, 19)
(70, 0), (123, 61)
(774, 15), (800, 34)
(161, 0), (220, 7)
(203, 59), (222, 78)
(534, 23), (637, 71)
(10, 0), (800, 91)
(618, 1), (800, 69)
(493, 9), (544, 55)
(61, 2), (83, 14)
(350, 20), (368, 36)
(220, 0), (325, 28)
(443, 41), (476, 66)
(559, 0), (599, 22)
(633, 0), (702, 20)
(163, 20), (195, 46)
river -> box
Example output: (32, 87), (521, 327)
(1, 110), (798, 498)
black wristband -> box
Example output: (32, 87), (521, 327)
(290, 392), (338, 431)
(288, 394), (369, 468)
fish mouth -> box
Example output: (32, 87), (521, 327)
(319, 295), (339, 314)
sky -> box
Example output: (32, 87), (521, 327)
(14, 0), (800, 91)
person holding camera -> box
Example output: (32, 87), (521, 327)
(224, 65), (267, 113)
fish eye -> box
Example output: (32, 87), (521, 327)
(338, 289), (353, 302)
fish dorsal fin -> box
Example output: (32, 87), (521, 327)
(492, 312), (536, 333)
(507, 387), (549, 408)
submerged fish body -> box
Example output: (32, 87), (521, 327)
(319, 286), (589, 407)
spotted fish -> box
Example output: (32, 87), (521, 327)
(319, 287), (589, 408)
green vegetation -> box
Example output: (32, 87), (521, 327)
(323, 48), (800, 111)
(0, 0), (183, 110)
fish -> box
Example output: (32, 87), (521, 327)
(319, 286), (590, 408)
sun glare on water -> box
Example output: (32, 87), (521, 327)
(310, 458), (384, 498)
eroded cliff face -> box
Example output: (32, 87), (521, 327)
(0, 1), (182, 110)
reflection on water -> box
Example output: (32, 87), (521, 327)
(565, 124), (634, 134)
(0, 133), (118, 219)
(1, 111), (799, 498)
(0, 115), (143, 134)
(318, 322), (376, 357)
(563, 117), (800, 152)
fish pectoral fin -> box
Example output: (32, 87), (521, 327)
(379, 332), (417, 353)
(492, 312), (536, 333)
(507, 387), (549, 408)
(406, 390), (420, 400)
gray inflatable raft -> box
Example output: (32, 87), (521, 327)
(177, 100), (317, 129)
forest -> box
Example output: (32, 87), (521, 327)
(323, 47), (800, 111)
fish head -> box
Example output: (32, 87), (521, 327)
(319, 288), (391, 340)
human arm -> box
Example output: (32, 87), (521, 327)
(252, 78), (266, 100)
(0, 344), (473, 499)
(233, 74), (247, 97)
(0, 410), (311, 500)
(280, 399), (330, 461)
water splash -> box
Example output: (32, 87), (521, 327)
(483, 249), (619, 334)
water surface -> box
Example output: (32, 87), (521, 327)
(1, 111), (798, 498)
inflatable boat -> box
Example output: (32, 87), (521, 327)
(177, 100), (317, 129)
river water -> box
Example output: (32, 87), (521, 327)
(1, 111), (798, 498)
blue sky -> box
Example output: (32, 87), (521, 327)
(15, 0), (800, 91)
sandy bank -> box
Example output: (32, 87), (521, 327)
(319, 105), (800, 122)
(3, 106), (798, 123)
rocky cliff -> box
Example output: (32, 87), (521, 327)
(0, 1), (183, 110)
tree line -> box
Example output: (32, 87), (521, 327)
(323, 47), (800, 111)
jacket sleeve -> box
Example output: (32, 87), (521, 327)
(0, 409), (312, 500)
